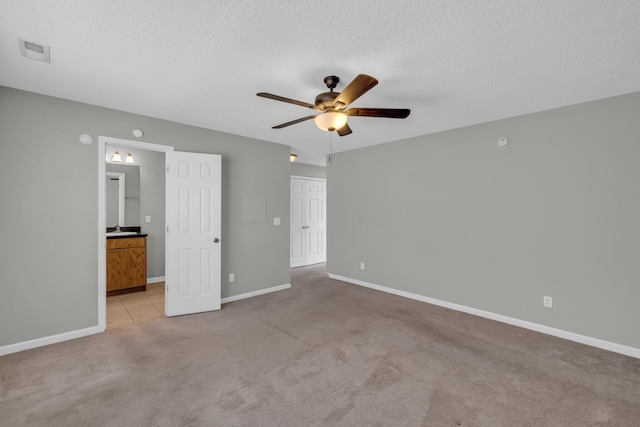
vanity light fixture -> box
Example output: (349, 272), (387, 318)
(125, 153), (135, 163)
(111, 151), (122, 162)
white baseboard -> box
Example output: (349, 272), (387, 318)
(147, 276), (165, 284)
(0, 326), (102, 357)
(328, 273), (640, 360)
(222, 283), (291, 304)
(1, 284), (291, 357)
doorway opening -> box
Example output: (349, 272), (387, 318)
(98, 136), (174, 331)
(104, 143), (168, 327)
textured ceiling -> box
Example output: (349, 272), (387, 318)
(1, 1), (639, 165)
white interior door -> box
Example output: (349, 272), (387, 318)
(166, 151), (221, 317)
(290, 177), (326, 268)
(304, 180), (326, 265)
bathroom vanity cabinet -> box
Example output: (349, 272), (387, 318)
(106, 235), (147, 296)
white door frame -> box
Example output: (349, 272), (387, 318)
(97, 136), (174, 331)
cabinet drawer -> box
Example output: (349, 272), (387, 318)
(107, 237), (146, 249)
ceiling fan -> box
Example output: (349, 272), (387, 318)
(257, 74), (410, 136)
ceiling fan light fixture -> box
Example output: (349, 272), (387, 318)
(314, 112), (348, 132)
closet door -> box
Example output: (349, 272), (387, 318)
(290, 179), (306, 268)
(290, 177), (327, 268)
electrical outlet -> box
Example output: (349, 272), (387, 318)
(360, 262), (365, 270)
(229, 273), (235, 283)
(543, 296), (552, 308)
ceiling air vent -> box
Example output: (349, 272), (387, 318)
(18, 38), (50, 63)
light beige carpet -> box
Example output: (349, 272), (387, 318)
(1, 264), (639, 426)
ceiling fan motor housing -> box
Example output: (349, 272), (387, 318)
(315, 75), (342, 110)
(315, 91), (340, 110)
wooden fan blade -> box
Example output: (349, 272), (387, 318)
(346, 108), (411, 118)
(257, 93), (320, 111)
(333, 74), (378, 109)
(336, 123), (352, 137)
(272, 115), (317, 129)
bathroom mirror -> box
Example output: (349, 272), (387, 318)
(106, 172), (125, 226)
(106, 163), (141, 226)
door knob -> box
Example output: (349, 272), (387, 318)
(302, 226), (309, 229)
(213, 238), (220, 243)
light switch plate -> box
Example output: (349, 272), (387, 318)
(145, 216), (151, 223)
(274, 217), (281, 226)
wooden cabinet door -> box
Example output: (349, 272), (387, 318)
(107, 247), (146, 291)
(125, 247), (146, 288)
(106, 249), (125, 291)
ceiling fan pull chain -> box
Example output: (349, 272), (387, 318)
(329, 132), (333, 164)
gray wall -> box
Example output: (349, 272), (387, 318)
(0, 86), (290, 347)
(291, 162), (326, 179)
(137, 148), (166, 280)
(328, 91), (640, 350)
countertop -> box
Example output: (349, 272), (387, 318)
(107, 233), (148, 240)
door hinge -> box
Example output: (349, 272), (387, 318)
(166, 165), (169, 174)
(166, 225), (169, 233)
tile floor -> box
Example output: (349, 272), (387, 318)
(106, 282), (165, 329)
